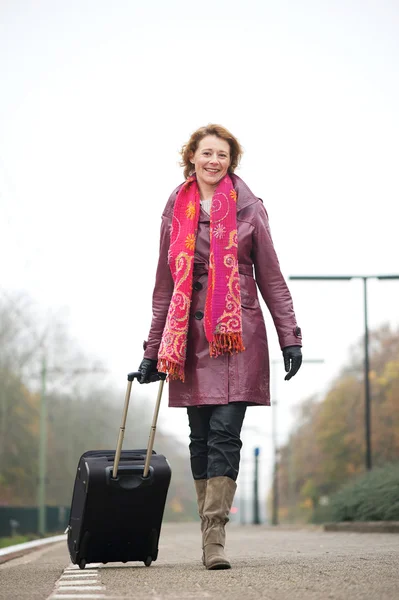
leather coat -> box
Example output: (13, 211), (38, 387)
(143, 175), (302, 407)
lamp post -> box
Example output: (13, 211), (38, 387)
(253, 447), (260, 525)
(37, 362), (106, 535)
(271, 358), (324, 525)
(289, 274), (399, 471)
(38, 353), (47, 536)
(239, 425), (271, 524)
(0, 290), (107, 536)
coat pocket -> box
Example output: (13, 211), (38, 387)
(241, 294), (259, 309)
(240, 274), (260, 309)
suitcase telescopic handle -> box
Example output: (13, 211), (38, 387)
(112, 371), (166, 479)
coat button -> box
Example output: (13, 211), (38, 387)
(194, 311), (204, 320)
(193, 281), (203, 291)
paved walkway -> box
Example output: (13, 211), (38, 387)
(1, 522), (398, 599)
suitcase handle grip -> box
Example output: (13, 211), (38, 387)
(106, 465), (154, 489)
(127, 371), (167, 382)
(127, 371), (141, 381)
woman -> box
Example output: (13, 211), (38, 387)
(138, 124), (302, 570)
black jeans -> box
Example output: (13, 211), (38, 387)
(187, 403), (247, 482)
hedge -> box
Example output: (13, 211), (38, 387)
(324, 463), (399, 522)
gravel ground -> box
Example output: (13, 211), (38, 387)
(1, 522), (398, 599)
(0, 543), (66, 600)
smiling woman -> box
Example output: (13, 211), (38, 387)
(189, 135), (231, 198)
(137, 123), (302, 570)
(180, 124), (243, 181)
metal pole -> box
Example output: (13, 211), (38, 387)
(288, 440), (295, 521)
(253, 447), (260, 524)
(289, 275), (399, 472)
(38, 354), (47, 536)
(143, 379), (165, 478)
(272, 452), (279, 525)
(271, 361), (278, 525)
(363, 277), (372, 470)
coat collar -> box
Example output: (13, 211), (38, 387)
(232, 174), (259, 212)
(197, 174), (259, 223)
(162, 174), (259, 221)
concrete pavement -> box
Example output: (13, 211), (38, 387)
(0, 542), (66, 600)
(0, 522), (398, 599)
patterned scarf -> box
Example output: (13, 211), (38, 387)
(157, 174), (245, 382)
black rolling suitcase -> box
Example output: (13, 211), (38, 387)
(67, 371), (171, 569)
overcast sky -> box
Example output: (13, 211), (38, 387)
(1, 0), (398, 514)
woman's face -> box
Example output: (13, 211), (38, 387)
(190, 135), (231, 190)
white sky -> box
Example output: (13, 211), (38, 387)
(1, 0), (398, 516)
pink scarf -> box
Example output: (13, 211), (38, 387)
(157, 174), (245, 382)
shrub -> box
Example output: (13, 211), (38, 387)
(328, 463), (399, 522)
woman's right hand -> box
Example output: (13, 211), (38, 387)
(138, 358), (160, 383)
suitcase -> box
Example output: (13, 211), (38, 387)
(66, 371), (171, 569)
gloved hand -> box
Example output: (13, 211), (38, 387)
(138, 358), (159, 384)
(282, 346), (302, 381)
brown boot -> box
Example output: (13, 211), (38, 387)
(194, 479), (207, 564)
(202, 476), (236, 570)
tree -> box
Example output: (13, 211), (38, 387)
(0, 290), (197, 522)
(274, 323), (399, 523)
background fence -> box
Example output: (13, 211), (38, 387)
(0, 506), (70, 538)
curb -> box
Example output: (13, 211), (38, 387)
(0, 534), (66, 564)
(324, 521), (399, 533)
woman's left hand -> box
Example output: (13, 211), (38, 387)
(138, 358), (160, 383)
(282, 346), (302, 381)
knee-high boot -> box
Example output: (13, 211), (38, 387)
(194, 479), (207, 563)
(202, 476), (236, 570)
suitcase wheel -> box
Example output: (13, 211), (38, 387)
(144, 556), (152, 567)
(79, 559), (86, 570)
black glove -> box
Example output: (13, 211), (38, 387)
(282, 346), (302, 381)
(138, 358), (159, 384)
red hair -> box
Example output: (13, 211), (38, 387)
(180, 124), (243, 180)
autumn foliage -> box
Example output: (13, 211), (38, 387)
(275, 324), (399, 523)
(0, 292), (197, 522)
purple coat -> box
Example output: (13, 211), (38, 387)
(144, 175), (302, 407)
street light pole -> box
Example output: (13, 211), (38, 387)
(253, 447), (260, 525)
(0, 289), (108, 536)
(289, 274), (399, 471)
(38, 353), (47, 536)
(271, 360), (278, 526)
(363, 278), (371, 470)
(36, 362), (106, 536)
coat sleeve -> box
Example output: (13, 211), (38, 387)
(252, 201), (302, 349)
(143, 215), (174, 360)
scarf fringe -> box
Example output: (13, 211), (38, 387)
(157, 359), (185, 382)
(209, 333), (245, 358)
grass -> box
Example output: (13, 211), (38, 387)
(0, 534), (39, 549)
